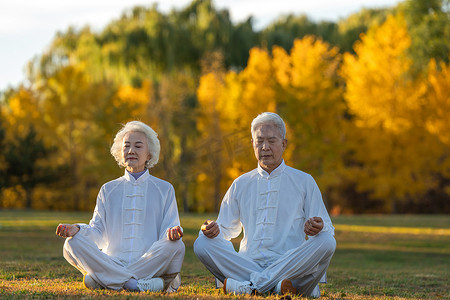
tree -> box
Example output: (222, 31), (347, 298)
(418, 58), (450, 212)
(4, 126), (59, 209)
(4, 0), (448, 213)
(196, 37), (348, 211)
(425, 59), (450, 146)
(401, 0), (450, 69)
(337, 7), (393, 53)
(31, 64), (147, 210)
(154, 71), (198, 213)
(272, 36), (349, 199)
(196, 51), (234, 212)
(341, 14), (448, 212)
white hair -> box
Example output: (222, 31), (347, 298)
(110, 121), (160, 169)
(251, 112), (286, 139)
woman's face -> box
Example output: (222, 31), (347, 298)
(121, 131), (151, 173)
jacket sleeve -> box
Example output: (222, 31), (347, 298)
(303, 175), (335, 236)
(158, 184), (182, 241)
(215, 182), (243, 240)
(77, 186), (108, 249)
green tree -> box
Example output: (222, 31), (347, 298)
(261, 7), (394, 55)
(401, 0), (450, 69)
(4, 126), (59, 209)
(337, 7), (393, 53)
(152, 71), (198, 212)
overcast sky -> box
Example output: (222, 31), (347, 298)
(0, 0), (403, 91)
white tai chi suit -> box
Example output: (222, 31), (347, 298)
(63, 170), (185, 290)
(194, 161), (336, 297)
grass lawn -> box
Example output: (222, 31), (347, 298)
(0, 210), (449, 299)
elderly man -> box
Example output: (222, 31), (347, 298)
(194, 112), (336, 297)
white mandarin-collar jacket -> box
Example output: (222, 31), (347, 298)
(78, 170), (181, 265)
(215, 160), (334, 265)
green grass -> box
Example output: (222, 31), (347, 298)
(0, 211), (449, 299)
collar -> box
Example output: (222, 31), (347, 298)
(257, 160), (286, 178)
(123, 169), (150, 183)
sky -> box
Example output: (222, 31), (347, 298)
(0, 0), (403, 91)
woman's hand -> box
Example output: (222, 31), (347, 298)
(56, 224), (80, 238)
(168, 226), (184, 241)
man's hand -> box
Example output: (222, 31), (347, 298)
(56, 224), (80, 238)
(201, 220), (220, 238)
(304, 217), (323, 236)
(168, 226), (184, 241)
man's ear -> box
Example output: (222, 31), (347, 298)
(282, 139), (288, 150)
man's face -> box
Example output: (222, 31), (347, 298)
(252, 123), (287, 174)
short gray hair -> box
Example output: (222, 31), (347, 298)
(110, 121), (160, 169)
(251, 112), (286, 139)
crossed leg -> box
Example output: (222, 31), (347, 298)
(63, 233), (185, 290)
(194, 232), (335, 296)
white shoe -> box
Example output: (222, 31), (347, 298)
(275, 279), (296, 295)
(223, 278), (255, 295)
(83, 274), (103, 290)
(137, 277), (164, 292)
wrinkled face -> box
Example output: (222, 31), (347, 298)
(252, 123), (287, 174)
(122, 131), (151, 173)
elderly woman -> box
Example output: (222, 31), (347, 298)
(56, 121), (185, 292)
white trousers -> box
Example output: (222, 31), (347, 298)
(194, 232), (335, 296)
(63, 233), (185, 290)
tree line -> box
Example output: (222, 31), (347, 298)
(0, 0), (449, 213)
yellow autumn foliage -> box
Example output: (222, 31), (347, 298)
(2, 88), (41, 137)
(272, 37), (346, 189)
(342, 15), (422, 133)
(2, 12), (450, 213)
(425, 59), (450, 145)
(341, 14), (450, 211)
(197, 37), (347, 208)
